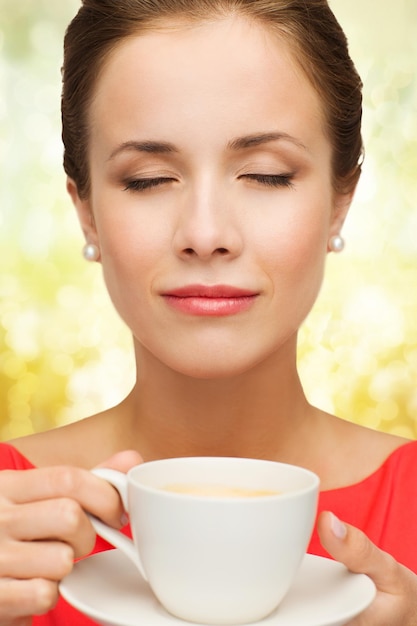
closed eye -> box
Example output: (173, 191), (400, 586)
(123, 177), (176, 192)
(240, 174), (294, 188)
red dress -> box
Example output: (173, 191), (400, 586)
(1, 440), (417, 625)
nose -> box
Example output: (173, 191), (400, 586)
(172, 185), (243, 262)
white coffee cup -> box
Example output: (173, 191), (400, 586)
(91, 457), (319, 625)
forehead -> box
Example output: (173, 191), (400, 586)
(89, 16), (327, 156)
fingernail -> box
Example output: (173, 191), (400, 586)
(330, 512), (347, 540)
(120, 512), (129, 526)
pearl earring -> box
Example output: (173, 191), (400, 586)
(329, 234), (345, 253)
(82, 243), (100, 262)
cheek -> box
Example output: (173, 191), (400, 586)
(255, 202), (330, 319)
(94, 211), (169, 320)
(96, 203), (169, 269)
(259, 207), (329, 276)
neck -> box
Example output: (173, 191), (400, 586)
(120, 339), (317, 464)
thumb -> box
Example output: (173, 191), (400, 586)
(318, 511), (417, 626)
(94, 449), (144, 473)
(92, 450), (144, 527)
(317, 511), (400, 592)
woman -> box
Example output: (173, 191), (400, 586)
(0, 0), (416, 624)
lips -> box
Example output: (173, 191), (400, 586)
(164, 285), (256, 298)
(161, 284), (259, 316)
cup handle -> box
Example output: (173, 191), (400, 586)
(89, 467), (148, 580)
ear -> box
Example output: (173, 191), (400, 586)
(66, 177), (100, 249)
(328, 188), (355, 241)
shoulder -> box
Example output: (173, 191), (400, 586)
(8, 394), (137, 468)
(313, 438), (417, 570)
(8, 411), (115, 469)
(304, 411), (415, 497)
(0, 442), (35, 469)
(378, 439), (417, 483)
(354, 425), (412, 472)
(318, 413), (411, 489)
(349, 423), (412, 485)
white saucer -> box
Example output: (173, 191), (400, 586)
(60, 550), (375, 626)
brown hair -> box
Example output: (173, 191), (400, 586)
(62, 0), (363, 199)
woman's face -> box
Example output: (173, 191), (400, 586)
(70, 16), (349, 378)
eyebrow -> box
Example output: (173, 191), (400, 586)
(108, 131), (307, 161)
(228, 132), (308, 152)
(108, 140), (178, 160)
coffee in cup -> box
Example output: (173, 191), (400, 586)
(161, 482), (281, 497)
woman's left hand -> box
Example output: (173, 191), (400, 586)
(317, 511), (417, 625)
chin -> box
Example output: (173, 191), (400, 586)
(178, 365), (246, 380)
(165, 351), (267, 381)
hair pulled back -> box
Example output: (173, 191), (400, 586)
(62, 0), (363, 199)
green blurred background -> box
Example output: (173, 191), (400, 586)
(0, 0), (416, 441)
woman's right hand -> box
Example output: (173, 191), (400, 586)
(0, 450), (142, 626)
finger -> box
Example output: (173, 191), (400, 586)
(0, 540), (74, 580)
(94, 450), (144, 519)
(0, 578), (58, 619)
(317, 511), (404, 592)
(0, 498), (97, 559)
(0, 498), (96, 551)
(0, 467), (124, 528)
(94, 449), (144, 472)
